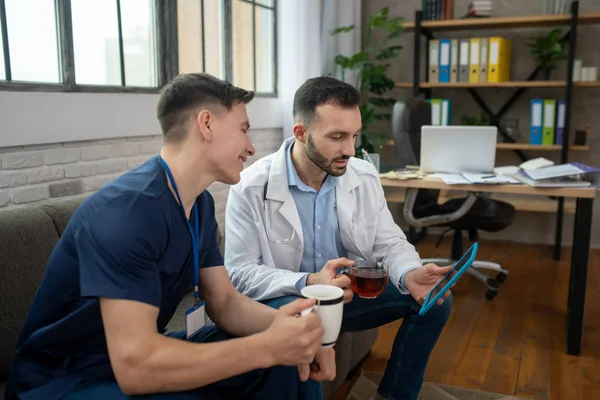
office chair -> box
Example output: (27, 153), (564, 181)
(391, 98), (513, 300)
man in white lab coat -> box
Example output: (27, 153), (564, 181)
(224, 76), (453, 400)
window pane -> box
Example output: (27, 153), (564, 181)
(5, 0), (60, 83)
(178, 0), (224, 79)
(120, 0), (158, 87)
(0, 22), (5, 80)
(232, 0), (254, 91)
(72, 0), (120, 85)
(256, 0), (274, 7)
(255, 8), (274, 93)
(178, 0), (203, 74)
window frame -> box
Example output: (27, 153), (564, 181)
(0, 0), (277, 96)
(227, 0), (277, 97)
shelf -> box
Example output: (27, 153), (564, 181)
(401, 12), (600, 32)
(385, 189), (576, 214)
(384, 139), (589, 152)
(395, 81), (600, 89)
(496, 143), (589, 151)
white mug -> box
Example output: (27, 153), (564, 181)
(300, 285), (344, 347)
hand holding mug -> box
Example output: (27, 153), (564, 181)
(306, 257), (354, 304)
(262, 298), (324, 370)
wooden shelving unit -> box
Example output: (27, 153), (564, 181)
(385, 139), (589, 152)
(395, 81), (600, 88)
(385, 189), (577, 214)
(401, 12), (600, 32)
(396, 1), (597, 261)
(495, 143), (589, 151)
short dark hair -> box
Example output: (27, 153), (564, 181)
(157, 73), (254, 142)
(292, 76), (361, 127)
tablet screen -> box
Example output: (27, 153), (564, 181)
(428, 246), (474, 300)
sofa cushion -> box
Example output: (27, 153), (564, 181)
(39, 197), (86, 236)
(0, 208), (60, 379)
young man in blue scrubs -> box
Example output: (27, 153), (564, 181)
(4, 73), (335, 400)
(224, 76), (453, 400)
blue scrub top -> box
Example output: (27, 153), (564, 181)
(4, 154), (223, 400)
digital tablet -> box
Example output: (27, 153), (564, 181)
(418, 242), (479, 316)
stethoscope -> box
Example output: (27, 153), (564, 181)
(263, 181), (296, 244)
(262, 180), (339, 245)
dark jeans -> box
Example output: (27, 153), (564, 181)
(263, 282), (452, 400)
(52, 327), (319, 400)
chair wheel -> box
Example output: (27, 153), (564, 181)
(496, 272), (508, 283)
(485, 290), (498, 300)
(486, 278), (499, 290)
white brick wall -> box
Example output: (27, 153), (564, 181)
(0, 129), (283, 230)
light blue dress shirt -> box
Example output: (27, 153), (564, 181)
(286, 141), (412, 294)
(286, 141), (347, 292)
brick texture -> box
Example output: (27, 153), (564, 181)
(0, 129), (282, 230)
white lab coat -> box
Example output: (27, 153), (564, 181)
(224, 137), (422, 300)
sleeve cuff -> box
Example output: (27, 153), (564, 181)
(295, 273), (309, 294)
(398, 266), (421, 293)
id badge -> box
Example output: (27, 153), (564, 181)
(185, 300), (206, 340)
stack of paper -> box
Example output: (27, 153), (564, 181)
(514, 162), (600, 188)
(379, 170), (427, 180)
(461, 173), (520, 184)
(429, 173), (519, 185)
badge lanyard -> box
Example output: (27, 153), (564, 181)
(160, 157), (201, 308)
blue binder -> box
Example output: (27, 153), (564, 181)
(438, 39), (451, 83)
(530, 99), (543, 145)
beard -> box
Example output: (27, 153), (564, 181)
(305, 134), (349, 177)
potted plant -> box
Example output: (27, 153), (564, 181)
(329, 7), (403, 156)
(461, 112), (490, 126)
(527, 28), (568, 80)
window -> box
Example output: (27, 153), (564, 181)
(178, 0), (277, 96)
(177, 0), (225, 79)
(71, 0), (157, 87)
(0, 0), (276, 94)
(0, 0), (162, 91)
(3, 0), (60, 83)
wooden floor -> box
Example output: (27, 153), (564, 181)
(332, 237), (600, 400)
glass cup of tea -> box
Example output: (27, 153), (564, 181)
(340, 260), (389, 299)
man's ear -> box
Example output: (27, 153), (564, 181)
(292, 123), (307, 143)
(196, 110), (213, 142)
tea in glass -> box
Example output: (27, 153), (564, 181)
(344, 260), (389, 299)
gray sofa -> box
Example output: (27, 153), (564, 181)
(0, 197), (377, 399)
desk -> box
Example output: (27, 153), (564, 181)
(381, 177), (596, 356)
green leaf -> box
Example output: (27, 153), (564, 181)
(330, 25), (355, 35)
(359, 104), (376, 129)
(374, 113), (392, 120)
(375, 45), (403, 60)
(372, 7), (390, 28)
(368, 97), (397, 107)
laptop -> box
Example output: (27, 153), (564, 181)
(419, 125), (498, 173)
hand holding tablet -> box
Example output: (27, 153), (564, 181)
(417, 242), (479, 316)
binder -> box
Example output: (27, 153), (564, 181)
(428, 39), (439, 83)
(479, 38), (488, 83)
(458, 39), (469, 82)
(429, 98), (442, 125)
(530, 99), (543, 145)
(542, 99), (556, 145)
(555, 100), (566, 145)
(487, 37), (511, 82)
(439, 39), (451, 83)
(450, 39), (459, 83)
(469, 38), (480, 83)
(441, 99), (451, 125)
